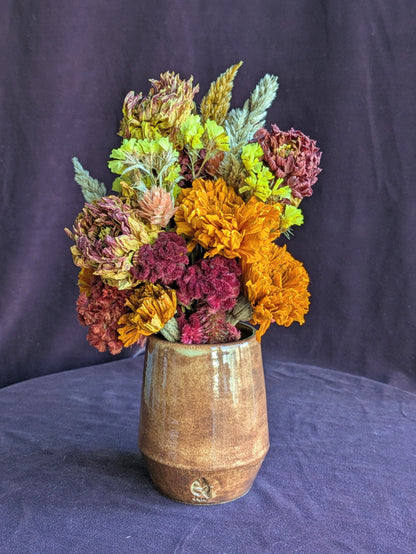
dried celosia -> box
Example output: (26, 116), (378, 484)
(200, 61), (243, 125)
(118, 282), (177, 345)
(130, 232), (189, 286)
(177, 255), (241, 311)
(119, 72), (199, 141)
(177, 312), (208, 345)
(242, 243), (310, 340)
(175, 178), (282, 262)
(76, 271), (145, 354)
(136, 186), (177, 227)
(65, 195), (159, 289)
(257, 125), (322, 200)
(178, 305), (241, 344)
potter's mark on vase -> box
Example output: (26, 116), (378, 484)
(190, 478), (211, 502)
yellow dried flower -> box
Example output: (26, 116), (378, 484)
(118, 283), (177, 345)
(200, 62), (243, 125)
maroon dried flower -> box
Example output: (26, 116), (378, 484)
(257, 125), (322, 200)
(178, 312), (209, 345)
(76, 274), (145, 354)
(178, 305), (241, 344)
(178, 148), (225, 188)
(130, 232), (189, 286)
(177, 256), (241, 311)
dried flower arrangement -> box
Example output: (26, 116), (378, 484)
(65, 62), (322, 353)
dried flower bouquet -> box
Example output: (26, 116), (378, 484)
(66, 62), (322, 353)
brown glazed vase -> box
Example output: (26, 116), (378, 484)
(138, 323), (269, 504)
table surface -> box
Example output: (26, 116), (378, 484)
(1, 355), (415, 553)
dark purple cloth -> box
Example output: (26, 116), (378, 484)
(1, 356), (415, 552)
(1, 1), (415, 389)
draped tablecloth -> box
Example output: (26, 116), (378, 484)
(1, 356), (415, 553)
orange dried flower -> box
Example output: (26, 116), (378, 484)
(242, 243), (310, 340)
(118, 282), (177, 345)
(77, 268), (95, 296)
(175, 178), (282, 262)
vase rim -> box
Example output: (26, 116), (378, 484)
(151, 322), (257, 348)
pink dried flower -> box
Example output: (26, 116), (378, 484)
(65, 195), (158, 289)
(131, 232), (189, 286)
(178, 305), (241, 344)
(136, 187), (177, 227)
(177, 256), (241, 311)
(178, 312), (208, 345)
(76, 274), (145, 354)
(198, 308), (241, 343)
(257, 125), (322, 199)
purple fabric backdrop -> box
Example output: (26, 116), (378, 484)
(1, 0), (415, 389)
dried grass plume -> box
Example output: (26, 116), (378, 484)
(200, 61), (243, 125)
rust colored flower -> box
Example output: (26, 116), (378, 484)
(76, 273), (145, 354)
(119, 72), (199, 141)
(257, 125), (322, 200)
(242, 243), (310, 340)
(136, 186), (177, 227)
(118, 282), (177, 345)
(174, 178), (282, 262)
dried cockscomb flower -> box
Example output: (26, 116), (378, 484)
(76, 272), (145, 354)
(131, 232), (189, 286)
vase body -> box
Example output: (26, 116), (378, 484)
(138, 324), (269, 504)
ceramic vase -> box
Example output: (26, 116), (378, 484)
(138, 323), (269, 504)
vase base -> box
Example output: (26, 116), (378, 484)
(142, 454), (265, 504)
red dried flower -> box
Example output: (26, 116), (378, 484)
(177, 256), (241, 311)
(178, 312), (209, 345)
(130, 232), (189, 286)
(178, 305), (241, 344)
(257, 125), (322, 200)
(76, 274), (145, 354)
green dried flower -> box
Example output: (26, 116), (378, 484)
(119, 71), (199, 141)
